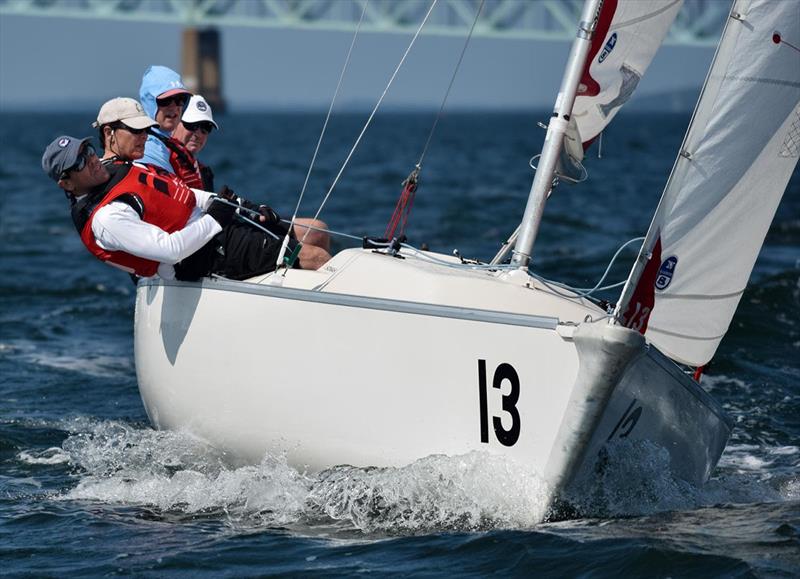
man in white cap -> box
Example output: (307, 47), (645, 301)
(93, 97), (159, 165)
(164, 94), (217, 190)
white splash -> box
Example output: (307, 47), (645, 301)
(308, 453), (551, 532)
(32, 418), (796, 534)
(566, 440), (700, 517)
(52, 419), (549, 532)
(18, 447), (71, 465)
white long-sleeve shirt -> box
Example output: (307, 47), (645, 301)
(90, 188), (222, 279)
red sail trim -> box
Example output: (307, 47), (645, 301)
(621, 236), (661, 334)
(577, 0), (619, 99)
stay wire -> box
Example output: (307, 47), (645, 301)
(276, 0), (369, 268)
(301, 0), (439, 245)
(526, 236), (644, 300)
(416, 0), (485, 169)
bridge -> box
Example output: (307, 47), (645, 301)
(0, 0), (729, 109)
(0, 0), (727, 44)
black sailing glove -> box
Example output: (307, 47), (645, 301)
(252, 204), (281, 228)
(217, 185), (237, 202)
(206, 198), (235, 227)
(237, 197), (281, 228)
(217, 185), (282, 228)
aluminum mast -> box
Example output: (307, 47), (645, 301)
(510, 0), (604, 268)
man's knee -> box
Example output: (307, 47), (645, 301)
(294, 218), (330, 251)
(298, 245), (331, 270)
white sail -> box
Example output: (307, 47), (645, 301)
(569, 0), (684, 152)
(617, 0), (800, 367)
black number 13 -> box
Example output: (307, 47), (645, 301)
(478, 359), (521, 447)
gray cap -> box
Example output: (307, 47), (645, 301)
(41, 135), (92, 182)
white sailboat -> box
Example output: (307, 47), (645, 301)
(133, 0), (799, 520)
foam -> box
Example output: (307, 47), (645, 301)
(18, 447), (71, 465)
(46, 418), (796, 534)
(54, 419), (549, 532)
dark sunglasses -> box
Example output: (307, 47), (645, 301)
(60, 144), (96, 179)
(110, 122), (149, 136)
(182, 121), (214, 134)
(156, 94), (189, 108)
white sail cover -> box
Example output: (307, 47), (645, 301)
(570, 0), (684, 152)
(620, 0), (800, 366)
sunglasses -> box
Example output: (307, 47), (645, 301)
(61, 144), (96, 179)
(110, 122), (149, 135)
(182, 121), (214, 134)
(156, 94), (189, 108)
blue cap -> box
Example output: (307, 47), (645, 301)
(41, 136), (92, 182)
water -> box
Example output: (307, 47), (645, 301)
(1, 111), (798, 577)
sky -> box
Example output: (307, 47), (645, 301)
(0, 13), (716, 112)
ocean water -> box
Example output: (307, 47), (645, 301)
(1, 111), (798, 577)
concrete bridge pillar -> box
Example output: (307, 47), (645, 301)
(182, 27), (226, 113)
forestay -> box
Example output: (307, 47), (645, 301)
(617, 0), (800, 366)
(570, 0), (684, 152)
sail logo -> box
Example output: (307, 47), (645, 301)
(598, 33), (617, 63)
(655, 256), (678, 291)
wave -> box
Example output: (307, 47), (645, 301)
(3, 340), (133, 379)
(12, 418), (790, 536)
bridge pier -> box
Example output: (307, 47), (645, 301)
(181, 27), (226, 113)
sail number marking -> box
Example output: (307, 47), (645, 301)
(607, 398), (643, 441)
(478, 360), (521, 447)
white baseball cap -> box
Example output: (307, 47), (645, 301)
(93, 97), (158, 130)
(181, 95), (219, 130)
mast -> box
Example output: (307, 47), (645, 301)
(510, 0), (605, 268)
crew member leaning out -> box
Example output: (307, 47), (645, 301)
(42, 135), (331, 282)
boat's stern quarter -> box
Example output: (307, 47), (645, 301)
(546, 320), (732, 498)
(134, 276), (588, 472)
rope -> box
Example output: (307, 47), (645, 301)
(275, 0), (370, 268)
(384, 168), (418, 239)
(301, 0), (439, 245)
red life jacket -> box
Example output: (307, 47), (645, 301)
(73, 162), (197, 277)
(151, 132), (205, 189)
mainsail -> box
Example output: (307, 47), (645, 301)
(568, 0), (684, 156)
(617, 0), (800, 367)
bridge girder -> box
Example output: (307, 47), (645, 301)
(0, 0), (729, 46)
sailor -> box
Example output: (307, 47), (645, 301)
(93, 97), (158, 166)
(42, 135), (331, 280)
(138, 65), (191, 173)
(168, 94), (217, 190)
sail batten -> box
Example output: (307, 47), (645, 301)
(616, 0), (800, 367)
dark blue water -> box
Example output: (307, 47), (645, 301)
(1, 112), (798, 577)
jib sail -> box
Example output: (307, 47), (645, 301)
(616, 0), (800, 366)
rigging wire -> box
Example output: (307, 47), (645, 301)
(527, 236), (644, 300)
(272, 200), (642, 304)
(383, 0), (483, 240)
(300, 0), (440, 245)
(415, 0), (485, 169)
(275, 0), (370, 269)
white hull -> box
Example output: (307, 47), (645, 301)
(134, 249), (731, 515)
